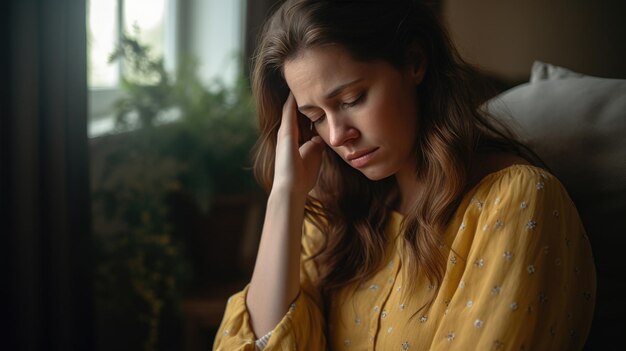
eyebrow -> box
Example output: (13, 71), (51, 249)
(297, 78), (363, 112)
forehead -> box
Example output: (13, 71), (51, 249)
(285, 45), (366, 79)
(283, 45), (386, 101)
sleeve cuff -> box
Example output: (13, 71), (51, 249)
(255, 331), (272, 350)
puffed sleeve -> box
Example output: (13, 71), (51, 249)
(213, 218), (327, 350)
(430, 166), (596, 350)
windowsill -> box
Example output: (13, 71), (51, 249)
(88, 107), (183, 138)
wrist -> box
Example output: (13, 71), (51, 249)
(269, 182), (309, 202)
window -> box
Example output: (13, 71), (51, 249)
(88, 0), (119, 88)
(87, 0), (247, 137)
(87, 0), (178, 135)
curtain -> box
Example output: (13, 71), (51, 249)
(1, 0), (94, 349)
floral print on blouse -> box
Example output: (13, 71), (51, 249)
(214, 165), (596, 350)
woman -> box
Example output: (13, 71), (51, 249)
(214, 0), (596, 349)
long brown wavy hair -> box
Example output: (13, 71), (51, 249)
(251, 0), (536, 303)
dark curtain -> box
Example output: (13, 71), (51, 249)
(1, 0), (93, 350)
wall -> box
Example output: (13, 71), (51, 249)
(443, 0), (626, 82)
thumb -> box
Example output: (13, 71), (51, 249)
(299, 136), (325, 175)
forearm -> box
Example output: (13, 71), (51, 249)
(246, 186), (307, 338)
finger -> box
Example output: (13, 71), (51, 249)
(299, 136), (324, 166)
(278, 93), (299, 144)
(300, 135), (324, 154)
(299, 136), (324, 188)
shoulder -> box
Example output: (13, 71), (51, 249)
(470, 164), (568, 207)
(454, 164), (587, 256)
(450, 164), (591, 280)
(462, 151), (573, 213)
(478, 163), (551, 186)
(453, 164), (585, 248)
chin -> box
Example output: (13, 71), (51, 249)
(358, 167), (393, 181)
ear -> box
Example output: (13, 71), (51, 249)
(405, 45), (427, 85)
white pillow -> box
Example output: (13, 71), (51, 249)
(529, 60), (586, 82)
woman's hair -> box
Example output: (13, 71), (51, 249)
(251, 0), (535, 304)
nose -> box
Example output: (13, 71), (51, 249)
(327, 115), (359, 147)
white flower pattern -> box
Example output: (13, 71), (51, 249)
(447, 332), (455, 342)
(495, 219), (504, 229)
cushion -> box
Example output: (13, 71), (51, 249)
(486, 61), (626, 347)
(529, 60), (586, 82)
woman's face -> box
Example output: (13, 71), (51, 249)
(284, 45), (422, 181)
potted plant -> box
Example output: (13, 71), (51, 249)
(91, 30), (260, 350)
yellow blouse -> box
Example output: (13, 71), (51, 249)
(214, 165), (596, 350)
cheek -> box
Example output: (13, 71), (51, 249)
(390, 87), (419, 132)
(379, 101), (418, 147)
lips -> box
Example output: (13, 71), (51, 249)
(346, 147), (379, 168)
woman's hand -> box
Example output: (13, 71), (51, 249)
(247, 93), (324, 337)
(273, 93), (325, 195)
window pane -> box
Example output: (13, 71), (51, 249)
(124, 0), (166, 63)
(88, 0), (119, 88)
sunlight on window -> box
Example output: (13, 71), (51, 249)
(88, 0), (119, 88)
(88, 0), (167, 88)
(87, 0), (246, 137)
(124, 0), (166, 63)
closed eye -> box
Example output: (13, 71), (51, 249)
(340, 93), (365, 109)
(312, 114), (326, 125)
(299, 109), (326, 125)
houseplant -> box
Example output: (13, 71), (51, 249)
(92, 31), (260, 350)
